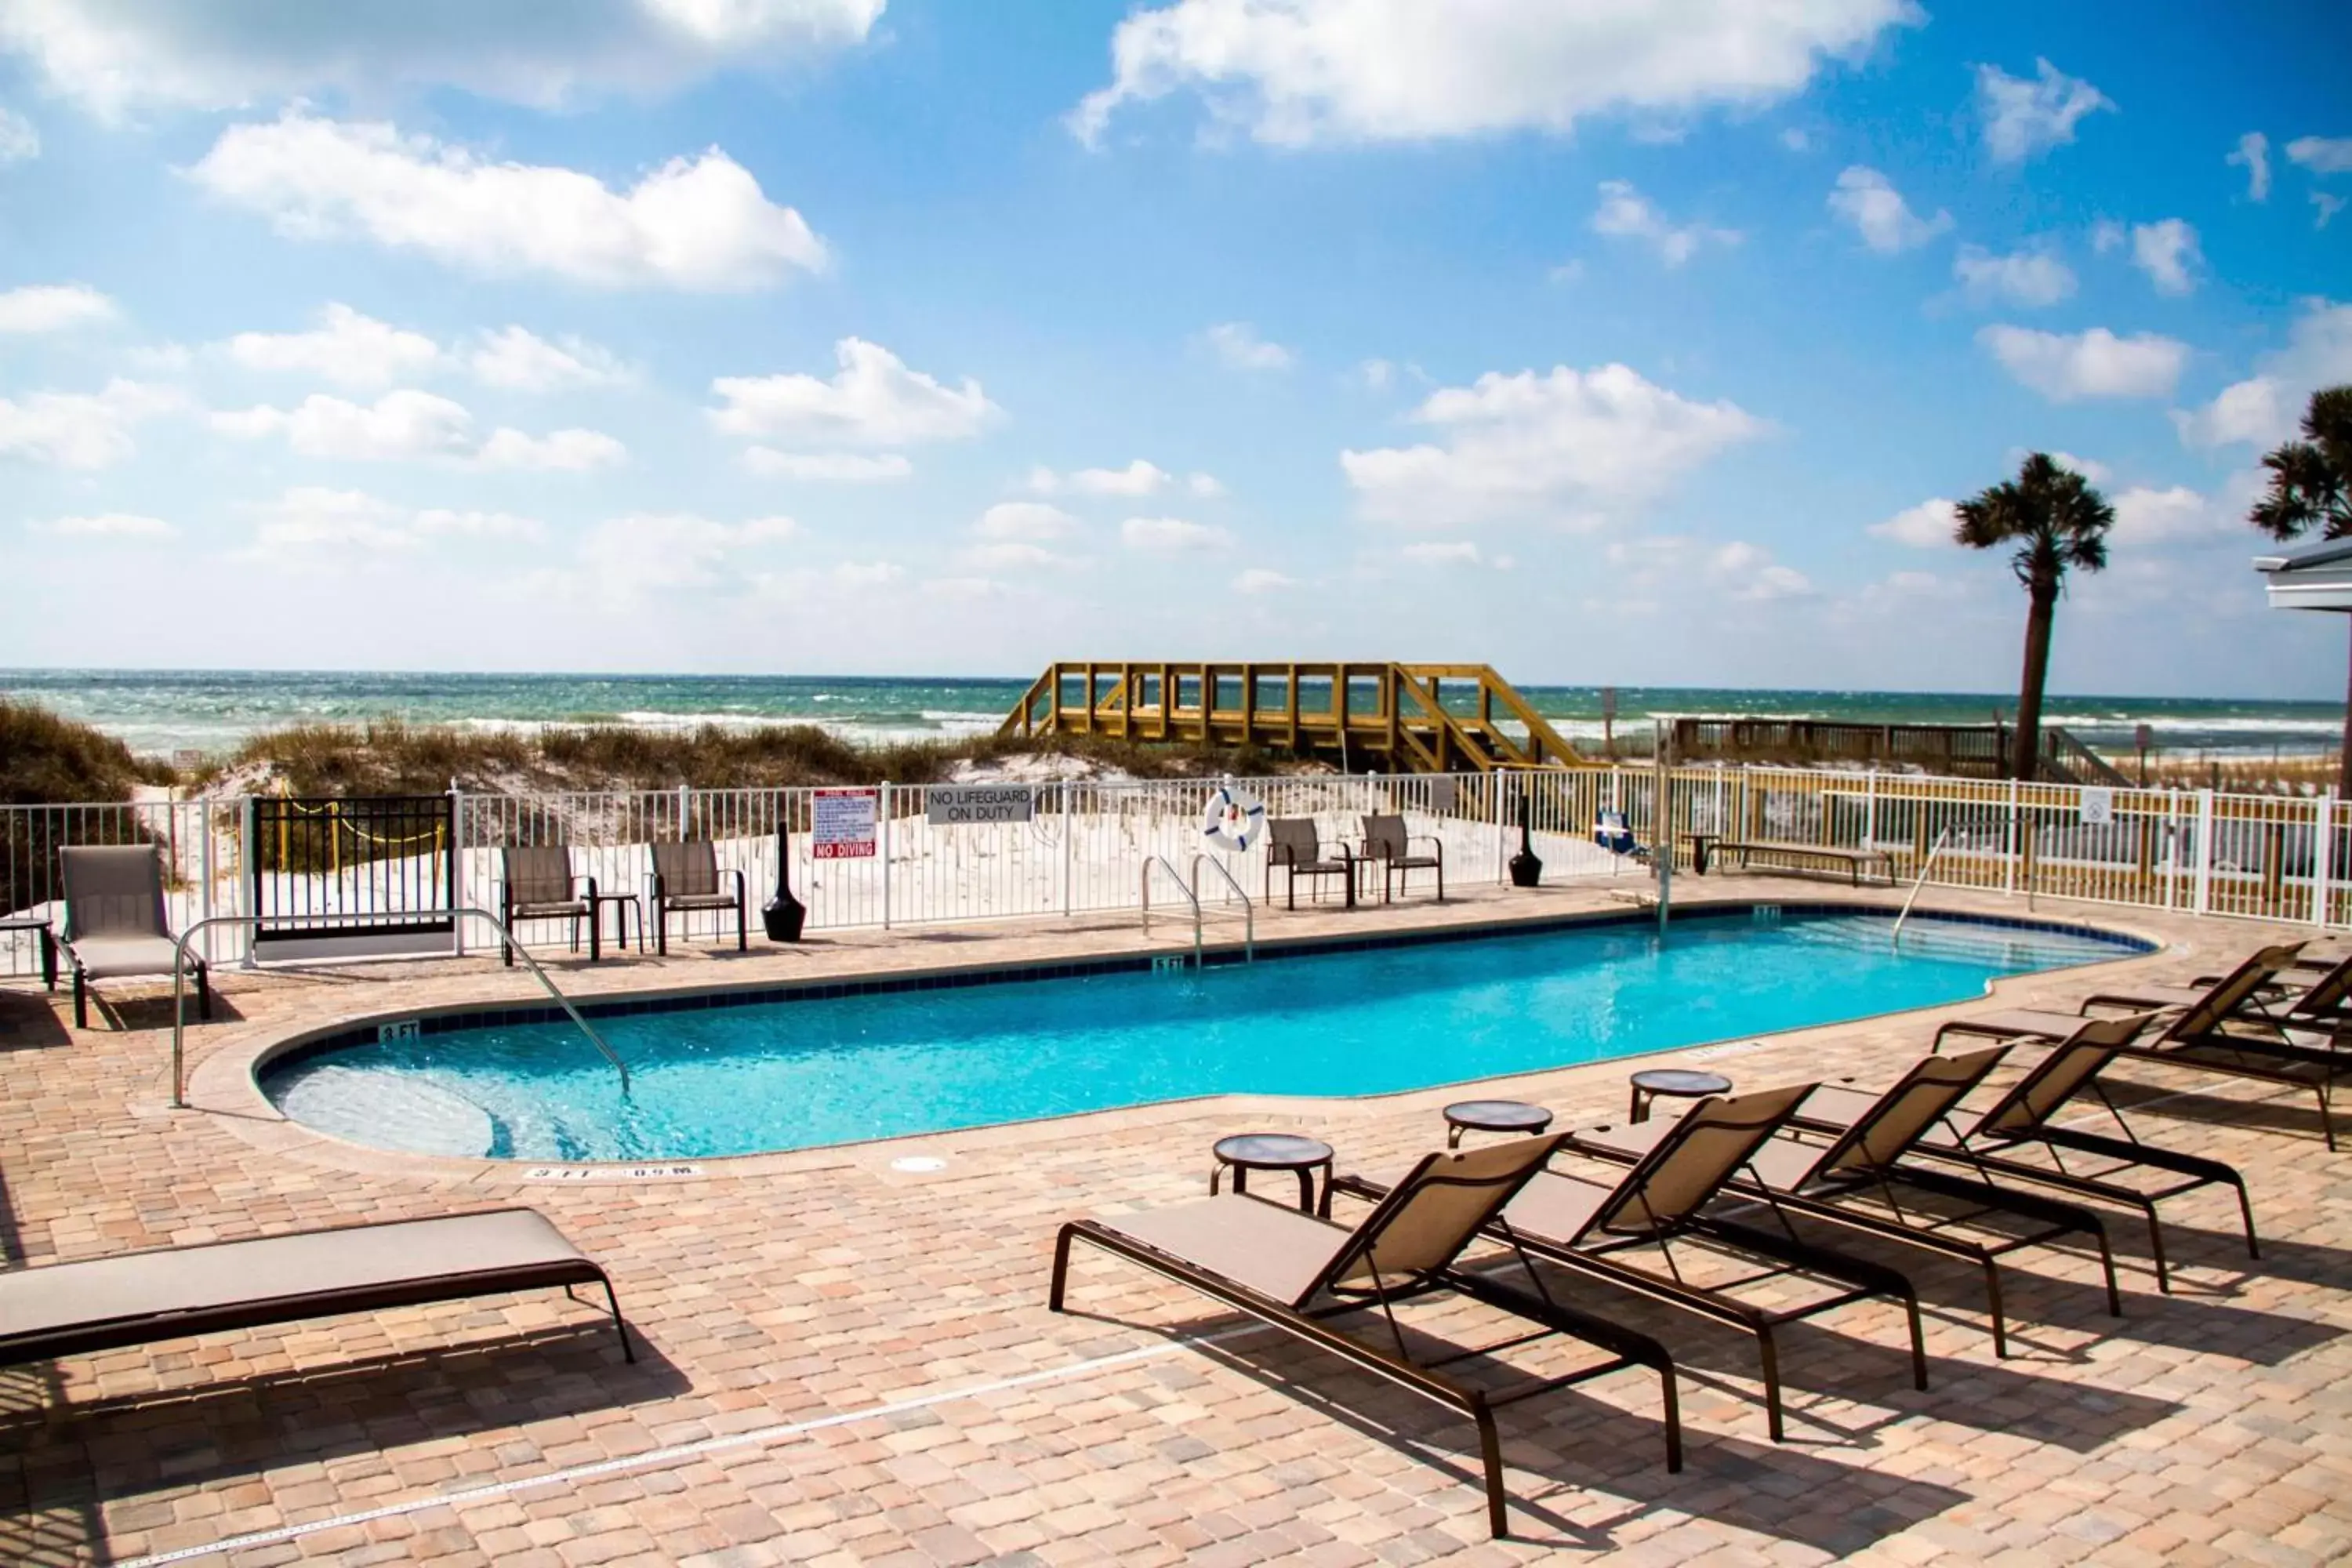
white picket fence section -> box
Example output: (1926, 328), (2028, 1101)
(2, 767), (2342, 978)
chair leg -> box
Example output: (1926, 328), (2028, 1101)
(1472, 1402), (1509, 1540)
(736, 891), (747, 952)
(73, 967), (88, 1029)
(656, 903), (668, 956)
(196, 962), (212, 1022)
(1757, 1323), (1785, 1443)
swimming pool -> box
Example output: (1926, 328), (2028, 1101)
(259, 909), (2146, 1162)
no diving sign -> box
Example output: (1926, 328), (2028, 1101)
(927, 785), (1036, 826)
(813, 787), (880, 858)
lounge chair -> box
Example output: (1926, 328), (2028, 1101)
(1344, 1084), (1928, 1443)
(648, 840), (746, 956)
(1566, 1049), (2121, 1357)
(56, 844), (208, 1030)
(499, 845), (597, 967)
(1593, 810), (1648, 866)
(1796, 1014), (2255, 1293)
(0, 1207), (633, 1370)
(1934, 942), (2347, 1150)
(1051, 1135), (1682, 1538)
(2156, 949), (2352, 1032)
(1359, 813), (1443, 902)
(1264, 818), (1355, 910)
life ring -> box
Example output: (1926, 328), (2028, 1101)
(1200, 785), (1267, 853)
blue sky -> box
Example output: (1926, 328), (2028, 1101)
(2, 1), (2349, 698)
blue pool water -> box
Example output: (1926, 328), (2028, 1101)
(260, 912), (2142, 1162)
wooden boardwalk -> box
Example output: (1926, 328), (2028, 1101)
(999, 661), (1586, 773)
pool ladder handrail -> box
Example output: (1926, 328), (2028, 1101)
(166, 907), (630, 1110)
(1890, 826), (1954, 949)
(1188, 852), (1255, 963)
(1138, 855), (1203, 969)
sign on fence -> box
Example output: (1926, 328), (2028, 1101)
(926, 784), (1036, 826)
(812, 787), (880, 858)
(2079, 787), (2114, 826)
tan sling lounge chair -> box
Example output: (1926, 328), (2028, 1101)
(1795, 1014), (2255, 1293)
(1567, 1049), (2121, 1357)
(1051, 1135), (1682, 1538)
(57, 844), (207, 1030)
(1344, 1084), (1928, 1443)
(0, 1208), (633, 1371)
(1934, 942), (2348, 1150)
(649, 840), (746, 955)
(499, 845), (598, 966)
(1359, 813), (1444, 903)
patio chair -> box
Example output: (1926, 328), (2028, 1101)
(1051, 1135), (1682, 1539)
(1359, 813), (1443, 903)
(2160, 949), (2352, 1031)
(499, 845), (597, 967)
(648, 840), (746, 956)
(1935, 942), (2347, 1150)
(1264, 818), (1355, 910)
(1796, 1014), (2254, 1293)
(56, 844), (207, 1030)
(0, 1207), (632, 1370)
(1566, 1048), (2122, 1358)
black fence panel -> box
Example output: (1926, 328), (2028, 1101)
(251, 794), (456, 942)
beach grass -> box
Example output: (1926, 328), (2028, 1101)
(0, 699), (176, 806)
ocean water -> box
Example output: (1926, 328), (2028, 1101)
(0, 667), (2337, 760)
(258, 910), (2143, 1160)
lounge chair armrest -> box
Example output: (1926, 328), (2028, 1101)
(2078, 993), (2181, 1016)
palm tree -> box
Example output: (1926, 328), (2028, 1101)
(2249, 383), (2352, 793)
(1955, 452), (2115, 781)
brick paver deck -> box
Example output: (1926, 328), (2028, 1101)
(2, 879), (2347, 1565)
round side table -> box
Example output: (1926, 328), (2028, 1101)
(1628, 1069), (1733, 1123)
(1210, 1133), (1335, 1216)
(1442, 1099), (1554, 1148)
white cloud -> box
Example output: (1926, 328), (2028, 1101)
(1358, 358), (1394, 391)
(1976, 58), (2114, 162)
(2172, 298), (2352, 448)
(0, 0), (884, 116)
(474, 426), (627, 471)
(1071, 0), (1915, 147)
(709, 338), (1000, 447)
(0, 283), (117, 333)
(250, 488), (419, 554)
(961, 540), (1078, 572)
(1203, 321), (1292, 371)
(1232, 567), (1295, 594)
(191, 111), (825, 291)
(2316, 193), (2347, 231)
(1029, 459), (1171, 496)
(743, 448), (912, 481)
(467, 326), (632, 390)
(1828, 166), (1951, 254)
(976, 501), (1081, 543)
(2111, 484), (2234, 546)
(1121, 516), (1232, 553)
(2228, 132), (2270, 201)
(2047, 451), (2112, 484)
(1602, 534), (1813, 604)
(1977, 325), (2188, 401)
(1341, 361), (1763, 530)
(213, 389), (474, 460)
(2090, 219), (2125, 254)
(413, 509), (545, 541)
(1780, 126), (1810, 151)
(1590, 180), (1740, 266)
(1951, 244), (2075, 307)
(28, 511), (173, 539)
(0, 103), (35, 162)
(213, 387), (624, 467)
(223, 303), (442, 387)
(2285, 136), (2352, 176)
(919, 575), (1006, 601)
(575, 511), (800, 596)
(1187, 470), (1225, 497)
(1868, 497), (1958, 548)
(0, 379), (179, 468)
(1399, 541), (1484, 566)
(2129, 219), (2201, 296)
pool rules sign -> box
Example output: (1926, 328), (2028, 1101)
(812, 787), (880, 858)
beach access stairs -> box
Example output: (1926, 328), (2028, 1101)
(998, 662), (1587, 775)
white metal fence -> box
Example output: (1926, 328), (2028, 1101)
(2, 768), (2341, 978)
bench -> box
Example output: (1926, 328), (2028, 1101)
(0, 1207), (632, 1370)
(1706, 840), (1893, 887)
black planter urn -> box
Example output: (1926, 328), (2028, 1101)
(763, 822), (808, 942)
(1508, 799), (1543, 888)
